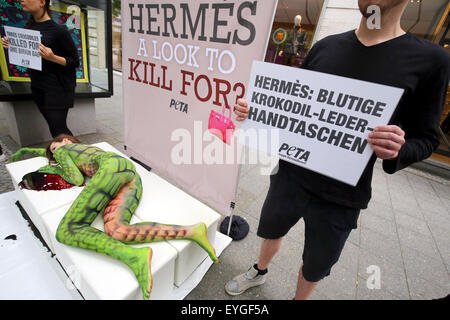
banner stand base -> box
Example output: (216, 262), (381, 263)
(220, 215), (249, 241)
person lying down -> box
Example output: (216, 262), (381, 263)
(9, 134), (218, 300)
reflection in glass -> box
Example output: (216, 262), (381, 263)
(402, 0), (450, 162)
(265, 0), (325, 68)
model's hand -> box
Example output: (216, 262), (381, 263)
(8, 149), (25, 163)
(38, 43), (55, 61)
(234, 98), (249, 122)
(367, 125), (405, 160)
(1, 36), (9, 49)
(38, 165), (60, 175)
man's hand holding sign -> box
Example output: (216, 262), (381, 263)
(233, 98), (250, 122)
(368, 125), (405, 160)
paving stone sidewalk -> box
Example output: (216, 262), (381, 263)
(1, 72), (449, 300)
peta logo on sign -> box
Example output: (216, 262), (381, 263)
(279, 143), (310, 164)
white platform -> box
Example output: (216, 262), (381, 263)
(6, 157), (84, 253)
(134, 170), (220, 286)
(94, 143), (221, 286)
(4, 142), (222, 299)
(0, 192), (76, 300)
(0, 191), (232, 300)
(43, 204), (177, 300)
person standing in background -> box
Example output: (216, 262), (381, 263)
(2, 0), (79, 137)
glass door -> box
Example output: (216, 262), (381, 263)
(402, 0), (450, 165)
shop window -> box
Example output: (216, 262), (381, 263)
(265, 0), (325, 68)
(402, 0), (450, 163)
(112, 0), (121, 71)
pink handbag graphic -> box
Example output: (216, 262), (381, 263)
(208, 105), (235, 145)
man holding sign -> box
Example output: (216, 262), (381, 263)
(227, 0), (449, 299)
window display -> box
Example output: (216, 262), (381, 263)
(265, 0), (325, 68)
(402, 0), (450, 163)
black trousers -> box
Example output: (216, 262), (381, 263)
(31, 85), (74, 138)
(257, 166), (360, 282)
(38, 106), (73, 138)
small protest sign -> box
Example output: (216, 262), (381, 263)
(4, 26), (41, 71)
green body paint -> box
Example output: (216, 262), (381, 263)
(10, 144), (218, 300)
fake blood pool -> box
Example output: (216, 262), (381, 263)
(19, 171), (79, 191)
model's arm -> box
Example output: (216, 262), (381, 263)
(39, 148), (84, 186)
(9, 148), (47, 163)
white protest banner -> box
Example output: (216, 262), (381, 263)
(122, 1), (279, 216)
(4, 26), (41, 71)
(240, 61), (405, 186)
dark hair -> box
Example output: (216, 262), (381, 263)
(25, 0), (52, 28)
(46, 134), (81, 162)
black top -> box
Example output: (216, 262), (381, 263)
(27, 19), (79, 108)
(281, 30), (449, 209)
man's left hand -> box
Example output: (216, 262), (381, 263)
(367, 125), (405, 160)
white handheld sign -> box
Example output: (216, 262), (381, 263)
(240, 61), (404, 186)
(4, 26), (41, 71)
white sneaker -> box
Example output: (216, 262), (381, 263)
(0, 145), (5, 161)
(225, 265), (267, 296)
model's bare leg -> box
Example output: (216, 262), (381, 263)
(257, 238), (283, 270)
(103, 174), (218, 263)
(294, 264), (318, 300)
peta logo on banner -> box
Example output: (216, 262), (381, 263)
(170, 99), (189, 114)
(279, 143), (310, 164)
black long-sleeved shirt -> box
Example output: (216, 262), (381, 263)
(27, 19), (79, 106)
(282, 30), (449, 209)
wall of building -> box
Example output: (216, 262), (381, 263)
(312, 0), (361, 44)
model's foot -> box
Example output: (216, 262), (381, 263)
(132, 247), (153, 300)
(189, 223), (218, 264)
(225, 265), (267, 296)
